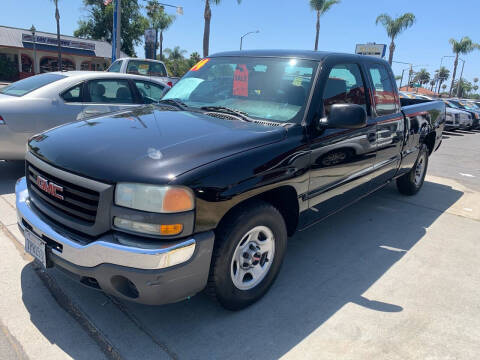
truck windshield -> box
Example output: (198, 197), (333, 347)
(0, 73), (66, 97)
(163, 57), (318, 122)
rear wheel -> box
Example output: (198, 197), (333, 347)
(396, 144), (428, 196)
(206, 200), (287, 310)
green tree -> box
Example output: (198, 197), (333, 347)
(375, 13), (416, 65)
(452, 78), (473, 98)
(189, 51), (202, 67)
(448, 37), (480, 96)
(473, 85), (479, 93)
(309, 0), (340, 51)
(434, 66), (450, 93)
(75, 0), (149, 56)
(413, 68), (430, 86)
(146, 1), (175, 60)
(441, 84), (447, 92)
(429, 79), (436, 91)
(203, 0), (242, 57)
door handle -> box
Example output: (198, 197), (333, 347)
(367, 132), (377, 142)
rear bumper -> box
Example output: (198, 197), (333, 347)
(16, 177), (215, 305)
(0, 126), (30, 160)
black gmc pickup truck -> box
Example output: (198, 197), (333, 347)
(16, 50), (445, 310)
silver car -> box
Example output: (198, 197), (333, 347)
(0, 71), (168, 160)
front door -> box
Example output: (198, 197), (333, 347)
(305, 62), (377, 225)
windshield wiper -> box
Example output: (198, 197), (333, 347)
(157, 98), (189, 110)
(200, 106), (252, 122)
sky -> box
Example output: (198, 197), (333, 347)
(1, 0), (480, 86)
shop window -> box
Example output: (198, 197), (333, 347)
(40, 57), (75, 73)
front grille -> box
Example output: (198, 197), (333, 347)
(27, 163), (99, 224)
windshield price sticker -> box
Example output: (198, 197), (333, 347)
(233, 64), (249, 97)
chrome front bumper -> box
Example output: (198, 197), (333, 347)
(16, 177), (196, 270)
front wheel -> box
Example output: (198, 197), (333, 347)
(396, 144), (429, 196)
(206, 200), (287, 310)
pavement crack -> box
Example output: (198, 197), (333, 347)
(106, 294), (179, 360)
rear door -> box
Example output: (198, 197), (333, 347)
(81, 78), (139, 119)
(307, 59), (377, 218)
(364, 61), (405, 187)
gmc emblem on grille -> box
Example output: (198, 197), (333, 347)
(36, 175), (64, 200)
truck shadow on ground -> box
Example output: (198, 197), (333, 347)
(21, 180), (463, 360)
(0, 160), (24, 195)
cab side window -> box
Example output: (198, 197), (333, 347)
(367, 64), (398, 116)
(61, 84), (83, 103)
(323, 63), (367, 115)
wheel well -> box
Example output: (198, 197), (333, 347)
(424, 131), (436, 155)
(257, 186), (299, 236)
(217, 186), (300, 237)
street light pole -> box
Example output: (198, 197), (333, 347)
(240, 30), (259, 50)
(30, 25), (37, 74)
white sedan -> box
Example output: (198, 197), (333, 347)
(0, 71), (168, 160)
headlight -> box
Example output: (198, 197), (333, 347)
(115, 183), (194, 213)
(113, 217), (183, 236)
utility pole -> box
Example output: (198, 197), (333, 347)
(111, 0), (121, 61)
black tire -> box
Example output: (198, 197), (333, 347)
(206, 199), (287, 310)
(396, 144), (429, 196)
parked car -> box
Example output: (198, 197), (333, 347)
(107, 58), (178, 87)
(441, 100), (472, 130)
(0, 71), (168, 160)
(447, 98), (480, 129)
(16, 50), (445, 310)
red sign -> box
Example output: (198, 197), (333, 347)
(233, 64), (248, 97)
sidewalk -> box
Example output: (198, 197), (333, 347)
(0, 218), (108, 359)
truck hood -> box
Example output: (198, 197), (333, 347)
(28, 106), (287, 183)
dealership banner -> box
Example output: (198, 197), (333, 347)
(22, 33), (95, 51)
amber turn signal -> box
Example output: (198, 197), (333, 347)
(160, 224), (183, 236)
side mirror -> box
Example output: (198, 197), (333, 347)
(319, 103), (367, 129)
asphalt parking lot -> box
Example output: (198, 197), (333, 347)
(0, 129), (479, 359)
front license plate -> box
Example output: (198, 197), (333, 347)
(25, 230), (47, 268)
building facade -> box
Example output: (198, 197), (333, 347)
(0, 25), (126, 81)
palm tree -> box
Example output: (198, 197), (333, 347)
(429, 80), (436, 91)
(441, 84), (447, 92)
(375, 13), (415, 65)
(164, 46), (188, 76)
(146, 1), (175, 60)
(435, 66), (450, 93)
(448, 37), (480, 96)
(473, 85), (479, 93)
(309, 0), (341, 51)
(51, 0), (62, 71)
(414, 68), (430, 86)
(165, 46), (187, 61)
(203, 0), (242, 57)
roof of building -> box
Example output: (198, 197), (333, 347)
(399, 86), (437, 96)
(0, 25), (126, 58)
